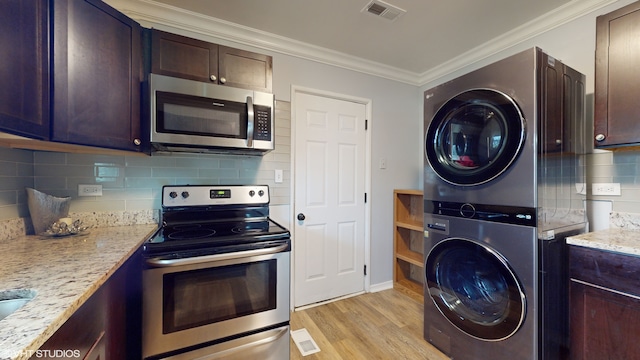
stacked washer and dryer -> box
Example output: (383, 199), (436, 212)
(422, 47), (587, 360)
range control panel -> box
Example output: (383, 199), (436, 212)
(162, 185), (270, 207)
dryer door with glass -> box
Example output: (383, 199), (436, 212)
(425, 89), (526, 186)
(424, 238), (526, 341)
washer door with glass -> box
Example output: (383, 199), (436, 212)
(425, 238), (526, 341)
(425, 89), (526, 186)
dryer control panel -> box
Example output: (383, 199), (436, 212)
(424, 200), (536, 227)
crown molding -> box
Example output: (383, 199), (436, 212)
(105, 0), (616, 87)
(417, 0), (617, 85)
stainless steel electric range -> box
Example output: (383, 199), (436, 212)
(142, 185), (291, 360)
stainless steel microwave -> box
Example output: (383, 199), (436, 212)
(149, 73), (275, 155)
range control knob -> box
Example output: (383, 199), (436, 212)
(181, 191), (189, 199)
(249, 190), (255, 197)
(258, 190), (265, 197)
(169, 191), (178, 199)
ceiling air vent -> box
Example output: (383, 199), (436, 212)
(362, 0), (406, 21)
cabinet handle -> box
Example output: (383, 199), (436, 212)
(210, 75), (217, 82)
(133, 138), (141, 146)
(595, 134), (606, 142)
(220, 77), (226, 84)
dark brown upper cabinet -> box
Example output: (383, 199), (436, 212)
(52, 0), (143, 152)
(594, 1), (640, 149)
(151, 29), (273, 92)
(0, 0), (50, 140)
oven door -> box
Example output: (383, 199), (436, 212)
(142, 244), (290, 359)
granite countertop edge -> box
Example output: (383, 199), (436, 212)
(566, 228), (640, 257)
(0, 224), (158, 360)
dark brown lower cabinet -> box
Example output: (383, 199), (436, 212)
(32, 248), (141, 359)
(570, 245), (640, 359)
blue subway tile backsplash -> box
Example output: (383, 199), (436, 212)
(0, 101), (291, 224)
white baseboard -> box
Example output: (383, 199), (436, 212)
(369, 281), (393, 293)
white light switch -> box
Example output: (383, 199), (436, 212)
(379, 157), (387, 169)
(275, 169), (283, 183)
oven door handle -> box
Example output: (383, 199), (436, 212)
(145, 243), (288, 267)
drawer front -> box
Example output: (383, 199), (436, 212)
(570, 245), (640, 297)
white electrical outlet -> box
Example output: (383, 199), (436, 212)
(592, 183), (621, 196)
(78, 184), (103, 196)
(274, 169), (283, 183)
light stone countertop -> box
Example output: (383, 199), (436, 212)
(0, 224), (158, 360)
(566, 228), (640, 257)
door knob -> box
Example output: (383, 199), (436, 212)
(297, 213), (306, 221)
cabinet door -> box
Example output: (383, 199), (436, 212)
(32, 286), (106, 360)
(219, 46), (273, 92)
(594, 2), (640, 148)
(0, 0), (50, 139)
(151, 29), (218, 83)
(52, 0), (142, 152)
(570, 280), (640, 359)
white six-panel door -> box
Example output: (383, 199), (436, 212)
(293, 91), (367, 307)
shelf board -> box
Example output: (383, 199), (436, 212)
(395, 221), (423, 232)
(393, 189), (423, 196)
(396, 252), (423, 266)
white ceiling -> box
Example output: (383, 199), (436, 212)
(113, 0), (616, 85)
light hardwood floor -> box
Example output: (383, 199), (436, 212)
(289, 288), (449, 360)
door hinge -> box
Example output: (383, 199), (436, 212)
(365, 119), (368, 130)
(364, 193), (367, 203)
(364, 264), (367, 276)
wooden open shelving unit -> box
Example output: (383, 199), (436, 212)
(393, 189), (424, 299)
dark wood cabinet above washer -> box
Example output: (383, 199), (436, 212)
(151, 29), (273, 92)
(594, 1), (640, 149)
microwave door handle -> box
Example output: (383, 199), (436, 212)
(246, 95), (254, 148)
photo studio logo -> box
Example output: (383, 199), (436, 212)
(0, 348), (81, 358)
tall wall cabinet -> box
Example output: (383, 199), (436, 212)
(393, 189), (424, 298)
(594, 1), (640, 148)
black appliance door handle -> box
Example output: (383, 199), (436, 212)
(145, 243), (288, 267)
(297, 213), (305, 221)
(246, 95), (254, 148)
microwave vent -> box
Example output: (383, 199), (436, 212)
(362, 0), (406, 21)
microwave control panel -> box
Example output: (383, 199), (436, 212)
(254, 105), (272, 141)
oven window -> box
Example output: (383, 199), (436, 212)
(163, 259), (277, 333)
(156, 91), (247, 139)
